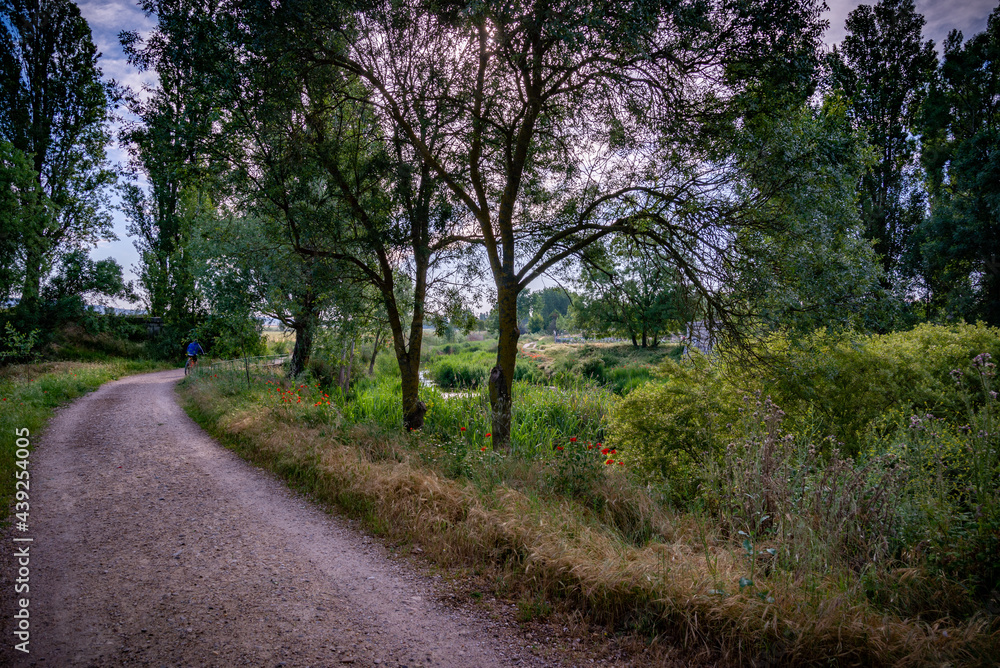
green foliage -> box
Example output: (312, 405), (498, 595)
(345, 376), (611, 461)
(729, 96), (887, 332)
(826, 0), (936, 287)
(915, 6), (1000, 324)
(0, 0), (116, 309)
(748, 323), (1000, 454)
(194, 314), (266, 361)
(42, 250), (134, 305)
(0, 141), (47, 302)
(608, 352), (737, 498)
(0, 322), (39, 364)
(423, 343), (498, 389)
(703, 394), (904, 576)
(881, 364), (1000, 594)
(574, 239), (691, 345)
(430, 356), (487, 389)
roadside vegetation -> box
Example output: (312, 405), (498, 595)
(181, 322), (1000, 666)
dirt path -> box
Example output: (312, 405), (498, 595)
(2, 370), (574, 667)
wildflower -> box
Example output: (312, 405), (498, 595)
(485, 433), (491, 437)
(617, 461), (624, 466)
(605, 459), (613, 465)
(601, 448), (610, 455)
(569, 437), (577, 442)
(610, 449), (616, 454)
(460, 427), (466, 432)
(481, 447), (487, 451)
(556, 445), (563, 451)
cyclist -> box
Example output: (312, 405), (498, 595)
(185, 340), (205, 374)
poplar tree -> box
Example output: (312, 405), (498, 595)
(0, 0), (115, 313)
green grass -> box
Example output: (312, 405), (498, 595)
(0, 358), (172, 520)
(420, 335), (681, 394)
(179, 362), (1000, 666)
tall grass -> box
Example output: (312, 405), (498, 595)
(180, 364), (1000, 666)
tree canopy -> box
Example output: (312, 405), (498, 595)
(0, 0), (116, 314)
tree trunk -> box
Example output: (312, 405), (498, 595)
(289, 315), (316, 378)
(631, 332), (638, 348)
(20, 244), (44, 314)
(641, 328), (648, 348)
(337, 341), (348, 391)
(367, 327), (383, 375)
(400, 356), (426, 430)
(491, 281), (519, 450)
(340, 337), (356, 394)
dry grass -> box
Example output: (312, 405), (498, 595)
(180, 376), (999, 667)
(262, 328), (294, 343)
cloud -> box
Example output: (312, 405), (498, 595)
(824, 0), (995, 50)
(77, 0), (154, 33)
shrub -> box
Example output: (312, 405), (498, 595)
(607, 352), (738, 498)
(881, 361), (1000, 596)
(748, 323), (1000, 455)
(0, 322), (39, 364)
(702, 393), (903, 577)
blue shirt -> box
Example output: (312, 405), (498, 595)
(186, 342), (204, 356)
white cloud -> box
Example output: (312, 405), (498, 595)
(824, 0), (995, 50)
(74, 0), (158, 287)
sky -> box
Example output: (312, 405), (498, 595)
(76, 0), (997, 303)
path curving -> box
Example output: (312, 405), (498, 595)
(4, 369), (547, 667)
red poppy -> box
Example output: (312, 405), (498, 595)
(556, 446), (563, 451)
(601, 448), (610, 455)
(569, 437), (577, 442)
(485, 433), (492, 437)
(605, 459), (613, 465)
(460, 427), (466, 431)
(480, 447), (487, 451)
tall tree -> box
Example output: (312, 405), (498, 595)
(178, 1), (478, 426)
(119, 0), (223, 322)
(193, 211), (362, 378)
(0, 0), (115, 313)
(575, 240), (691, 347)
(827, 0), (937, 289)
(0, 141), (48, 302)
(303, 0), (832, 446)
(916, 6), (1000, 324)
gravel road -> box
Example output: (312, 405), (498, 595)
(1, 369), (601, 668)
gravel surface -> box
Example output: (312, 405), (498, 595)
(1, 369), (641, 667)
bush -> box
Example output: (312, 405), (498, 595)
(608, 352), (738, 498)
(0, 322), (39, 364)
(702, 394), (903, 576)
(747, 323), (1000, 455)
(881, 362), (1000, 596)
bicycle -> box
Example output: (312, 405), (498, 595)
(184, 356), (197, 376)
